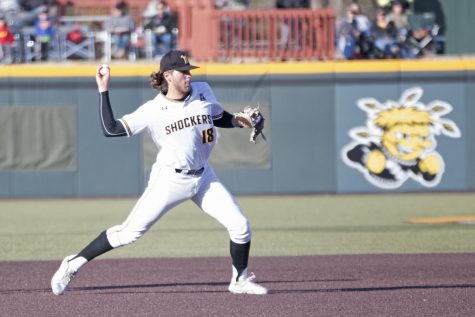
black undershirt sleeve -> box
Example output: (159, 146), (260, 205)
(213, 110), (237, 128)
(99, 91), (127, 137)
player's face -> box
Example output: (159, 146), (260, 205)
(169, 70), (192, 96)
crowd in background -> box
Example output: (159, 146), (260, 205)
(0, 0), (444, 64)
(105, 0), (181, 60)
(0, 1), (60, 63)
(335, 0), (442, 60)
(0, 0), (181, 63)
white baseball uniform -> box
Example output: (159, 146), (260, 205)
(105, 82), (251, 248)
(51, 52), (267, 296)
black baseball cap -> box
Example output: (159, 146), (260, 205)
(160, 50), (199, 72)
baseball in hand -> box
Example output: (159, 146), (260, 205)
(99, 64), (109, 76)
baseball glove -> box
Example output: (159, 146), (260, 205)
(234, 106), (265, 143)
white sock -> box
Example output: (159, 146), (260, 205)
(67, 256), (88, 272)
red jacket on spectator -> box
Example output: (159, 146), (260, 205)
(0, 25), (14, 44)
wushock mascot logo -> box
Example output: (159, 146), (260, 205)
(342, 87), (461, 189)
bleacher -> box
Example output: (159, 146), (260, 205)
(7, 0), (335, 63)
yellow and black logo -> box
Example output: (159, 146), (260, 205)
(341, 87), (461, 189)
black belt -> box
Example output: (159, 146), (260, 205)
(175, 167), (204, 176)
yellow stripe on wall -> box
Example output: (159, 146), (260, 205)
(0, 64), (156, 77)
(1, 58), (475, 77)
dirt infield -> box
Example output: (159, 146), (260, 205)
(1, 253), (474, 317)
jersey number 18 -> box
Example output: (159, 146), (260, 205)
(202, 128), (214, 144)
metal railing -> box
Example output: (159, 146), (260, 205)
(176, 6), (336, 62)
(218, 9), (336, 61)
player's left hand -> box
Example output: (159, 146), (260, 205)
(234, 106), (265, 143)
(96, 64), (110, 93)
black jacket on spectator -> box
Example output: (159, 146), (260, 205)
(143, 11), (177, 35)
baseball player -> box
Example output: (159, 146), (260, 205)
(51, 50), (267, 295)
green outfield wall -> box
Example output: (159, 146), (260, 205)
(0, 59), (473, 197)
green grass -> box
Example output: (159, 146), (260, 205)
(0, 193), (474, 261)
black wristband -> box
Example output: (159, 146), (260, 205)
(213, 111), (236, 128)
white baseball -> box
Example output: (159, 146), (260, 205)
(99, 64), (109, 76)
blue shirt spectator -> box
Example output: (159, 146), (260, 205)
(34, 8), (54, 61)
(336, 3), (370, 59)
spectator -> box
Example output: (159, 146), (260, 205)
(373, 0), (412, 12)
(142, 0), (173, 19)
(34, 7), (54, 61)
(0, 0), (19, 21)
(143, 1), (177, 58)
(143, 0), (158, 18)
(413, 0), (444, 35)
(385, 0), (409, 31)
(336, 6), (357, 59)
(1, 0), (21, 33)
(350, 3), (371, 34)
(384, 0), (411, 58)
(105, 1), (135, 59)
(336, 2), (370, 59)
(66, 22), (84, 44)
(0, 15), (14, 63)
(369, 8), (398, 58)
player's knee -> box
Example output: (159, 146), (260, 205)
(120, 230), (142, 246)
(106, 225), (144, 248)
(228, 219), (251, 244)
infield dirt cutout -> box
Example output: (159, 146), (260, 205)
(408, 216), (475, 224)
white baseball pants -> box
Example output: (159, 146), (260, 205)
(106, 164), (251, 248)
